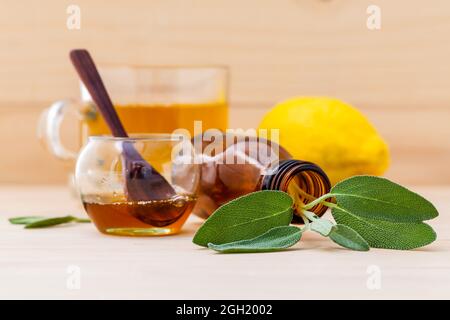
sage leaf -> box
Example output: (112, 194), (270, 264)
(332, 207), (437, 250)
(24, 216), (77, 229)
(208, 226), (302, 253)
(330, 176), (438, 223)
(193, 191), (293, 247)
(9, 216), (46, 225)
(329, 224), (370, 251)
(310, 219), (334, 236)
(9, 215), (91, 228)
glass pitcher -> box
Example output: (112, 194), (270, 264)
(38, 65), (229, 161)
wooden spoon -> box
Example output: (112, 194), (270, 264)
(70, 49), (176, 201)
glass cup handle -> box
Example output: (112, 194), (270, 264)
(37, 99), (79, 161)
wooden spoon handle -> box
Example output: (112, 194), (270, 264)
(69, 49), (127, 137)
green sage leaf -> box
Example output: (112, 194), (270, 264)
(329, 224), (370, 251)
(193, 191), (293, 247)
(330, 176), (438, 223)
(332, 207), (437, 250)
(10, 215), (90, 228)
(310, 219), (334, 236)
(24, 216), (77, 229)
(9, 216), (46, 225)
(208, 226), (302, 253)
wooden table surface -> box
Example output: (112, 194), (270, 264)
(1, 185), (449, 300)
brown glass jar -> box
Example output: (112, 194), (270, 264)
(193, 133), (331, 223)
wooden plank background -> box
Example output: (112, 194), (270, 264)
(1, 0), (450, 185)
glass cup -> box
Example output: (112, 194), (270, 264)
(75, 134), (200, 236)
(38, 65), (229, 162)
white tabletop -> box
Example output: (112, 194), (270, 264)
(1, 185), (449, 299)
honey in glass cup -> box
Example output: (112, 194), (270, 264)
(75, 134), (200, 236)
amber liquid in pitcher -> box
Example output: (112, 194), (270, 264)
(83, 194), (196, 236)
(80, 102), (228, 141)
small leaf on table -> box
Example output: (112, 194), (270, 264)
(9, 216), (46, 225)
(9, 215), (91, 228)
(207, 226), (302, 253)
(24, 216), (77, 228)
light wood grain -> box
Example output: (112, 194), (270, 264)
(2, 102), (449, 185)
(0, 185), (449, 299)
(2, 0), (450, 106)
(1, 0), (450, 184)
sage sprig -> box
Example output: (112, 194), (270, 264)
(193, 176), (439, 253)
(193, 191), (293, 247)
(309, 176), (438, 250)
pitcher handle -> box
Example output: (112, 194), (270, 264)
(37, 99), (79, 161)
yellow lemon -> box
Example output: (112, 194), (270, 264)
(258, 97), (390, 185)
